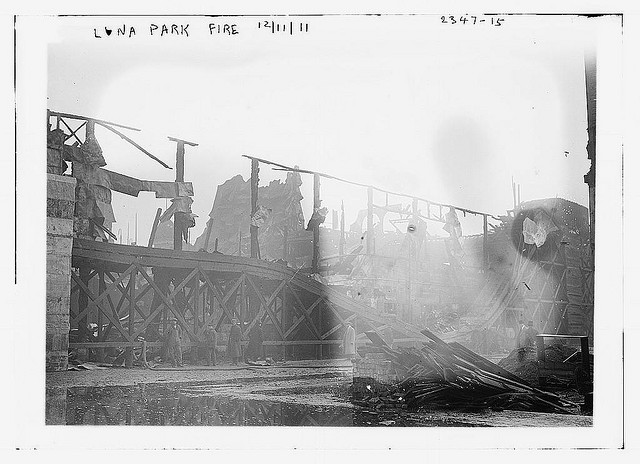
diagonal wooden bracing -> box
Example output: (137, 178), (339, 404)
(69, 239), (429, 356)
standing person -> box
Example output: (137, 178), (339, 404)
(204, 324), (218, 366)
(522, 320), (539, 347)
(246, 321), (264, 362)
(167, 319), (183, 367)
(227, 318), (242, 365)
(516, 317), (528, 348)
(342, 322), (356, 358)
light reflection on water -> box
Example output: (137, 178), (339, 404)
(45, 382), (464, 427)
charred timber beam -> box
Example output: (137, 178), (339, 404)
(242, 154), (498, 220)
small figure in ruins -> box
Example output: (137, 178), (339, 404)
(227, 318), (243, 365)
(167, 319), (183, 367)
(203, 324), (218, 366)
(517, 320), (539, 348)
(341, 322), (356, 358)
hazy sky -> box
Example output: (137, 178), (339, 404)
(47, 15), (595, 243)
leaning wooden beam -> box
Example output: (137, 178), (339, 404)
(96, 121), (171, 169)
(147, 208), (162, 248)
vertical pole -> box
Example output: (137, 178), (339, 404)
(366, 187), (373, 255)
(483, 215), (489, 271)
(250, 159), (260, 259)
(126, 268), (137, 367)
(512, 178), (517, 211)
(174, 141), (185, 251)
(581, 336), (591, 384)
(312, 173), (320, 274)
(406, 245), (411, 323)
(78, 267), (90, 341)
(193, 274), (200, 364)
(240, 274), (247, 335)
(584, 50), (597, 262)
(97, 271), (105, 362)
(517, 184), (521, 207)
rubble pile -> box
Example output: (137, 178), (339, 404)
(498, 343), (584, 387)
(353, 329), (578, 414)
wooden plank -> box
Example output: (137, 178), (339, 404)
(147, 207), (162, 247)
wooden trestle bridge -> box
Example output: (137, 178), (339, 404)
(70, 238), (427, 360)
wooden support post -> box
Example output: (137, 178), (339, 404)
(250, 159), (260, 259)
(318, 301), (323, 360)
(366, 186), (374, 254)
(126, 268), (137, 367)
(282, 285), (288, 361)
(97, 271), (105, 361)
(406, 244), (412, 323)
(483, 214), (489, 271)
(173, 142), (185, 251)
(240, 274), (247, 334)
(168, 137), (198, 252)
(147, 208), (162, 248)
(78, 267), (90, 340)
(192, 275), (200, 363)
(312, 173), (320, 274)
(580, 336), (591, 384)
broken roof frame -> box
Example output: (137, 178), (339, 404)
(48, 110), (172, 169)
(241, 154), (500, 223)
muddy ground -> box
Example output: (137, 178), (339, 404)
(45, 360), (592, 427)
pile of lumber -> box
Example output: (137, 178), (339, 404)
(360, 329), (578, 414)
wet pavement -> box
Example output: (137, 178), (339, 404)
(45, 370), (593, 427)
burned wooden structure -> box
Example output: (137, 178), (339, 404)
(69, 239), (430, 363)
(46, 106), (595, 371)
(46, 110), (435, 369)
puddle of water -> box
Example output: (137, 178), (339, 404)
(45, 381), (591, 427)
(45, 382), (469, 426)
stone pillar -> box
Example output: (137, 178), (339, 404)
(46, 173), (76, 371)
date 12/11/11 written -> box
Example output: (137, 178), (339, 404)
(441, 15), (505, 26)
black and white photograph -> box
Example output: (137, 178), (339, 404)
(1, 5), (633, 453)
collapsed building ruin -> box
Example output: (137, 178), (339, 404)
(45, 101), (594, 373)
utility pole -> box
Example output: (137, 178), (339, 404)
(168, 136), (198, 251)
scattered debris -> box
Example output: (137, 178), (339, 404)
(352, 329), (578, 414)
